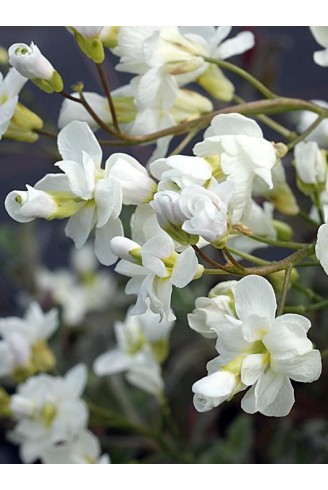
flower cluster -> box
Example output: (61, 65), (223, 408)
(0, 26), (327, 464)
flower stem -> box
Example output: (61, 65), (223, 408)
(95, 63), (120, 133)
(192, 245), (227, 271)
(287, 115), (325, 151)
(204, 57), (277, 99)
(277, 265), (292, 316)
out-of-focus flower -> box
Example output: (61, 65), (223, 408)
(0, 68), (27, 139)
(310, 27), (328, 67)
(315, 205), (328, 274)
(297, 99), (328, 149)
(42, 430), (110, 464)
(294, 141), (327, 194)
(9, 364), (88, 463)
(94, 307), (174, 398)
(192, 275), (321, 416)
(8, 43), (63, 93)
(35, 244), (117, 327)
(0, 303), (58, 380)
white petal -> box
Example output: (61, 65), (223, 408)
(55, 159), (94, 200)
(35, 173), (71, 193)
(241, 353), (267, 386)
(271, 350), (322, 383)
(264, 320), (314, 357)
(215, 31), (255, 60)
(0, 342), (13, 376)
(126, 358), (163, 397)
(94, 178), (122, 227)
(254, 369), (284, 412)
(65, 204), (96, 249)
(313, 49), (328, 67)
(310, 26), (328, 48)
(260, 376), (295, 417)
(241, 314), (271, 342)
(316, 223), (328, 274)
(171, 246), (199, 288)
(192, 370), (236, 397)
(57, 121), (102, 167)
(94, 350), (132, 375)
(210, 113), (263, 138)
(235, 275), (277, 324)
(64, 363), (88, 398)
(4, 67), (27, 97)
(95, 218), (123, 266)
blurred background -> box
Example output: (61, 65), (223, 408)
(1, 26), (328, 464)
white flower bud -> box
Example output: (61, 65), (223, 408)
(110, 237), (141, 263)
(5, 185), (58, 223)
(192, 371), (237, 412)
(8, 43), (63, 93)
(10, 395), (35, 417)
(294, 141), (327, 186)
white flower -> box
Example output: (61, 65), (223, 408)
(94, 308), (174, 397)
(188, 281), (237, 338)
(9, 364), (88, 463)
(0, 68), (27, 139)
(150, 155), (213, 190)
(294, 141), (327, 186)
(297, 100), (328, 149)
(42, 430), (110, 464)
(0, 302), (58, 378)
(35, 244), (117, 327)
(111, 232), (203, 321)
(310, 27), (328, 67)
(106, 153), (157, 205)
(192, 275), (321, 416)
(194, 113), (277, 222)
(315, 205), (328, 274)
(5, 121), (125, 265)
(179, 181), (234, 245)
(114, 26), (254, 102)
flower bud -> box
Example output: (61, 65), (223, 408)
(4, 102), (43, 142)
(197, 64), (234, 101)
(5, 186), (58, 223)
(110, 237), (141, 263)
(8, 43), (63, 93)
(294, 141), (327, 196)
(192, 371), (237, 412)
(100, 26), (120, 49)
(69, 26), (105, 63)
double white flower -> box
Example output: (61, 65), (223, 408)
(310, 27), (328, 67)
(111, 231), (203, 321)
(194, 113), (277, 223)
(192, 275), (321, 416)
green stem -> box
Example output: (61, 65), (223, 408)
(204, 57), (276, 99)
(226, 246), (269, 266)
(247, 233), (308, 250)
(277, 265), (292, 316)
(223, 247), (245, 271)
(170, 128), (200, 156)
(192, 245), (227, 271)
(95, 63), (120, 133)
(320, 348), (328, 359)
(284, 298), (328, 314)
(313, 189), (325, 224)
